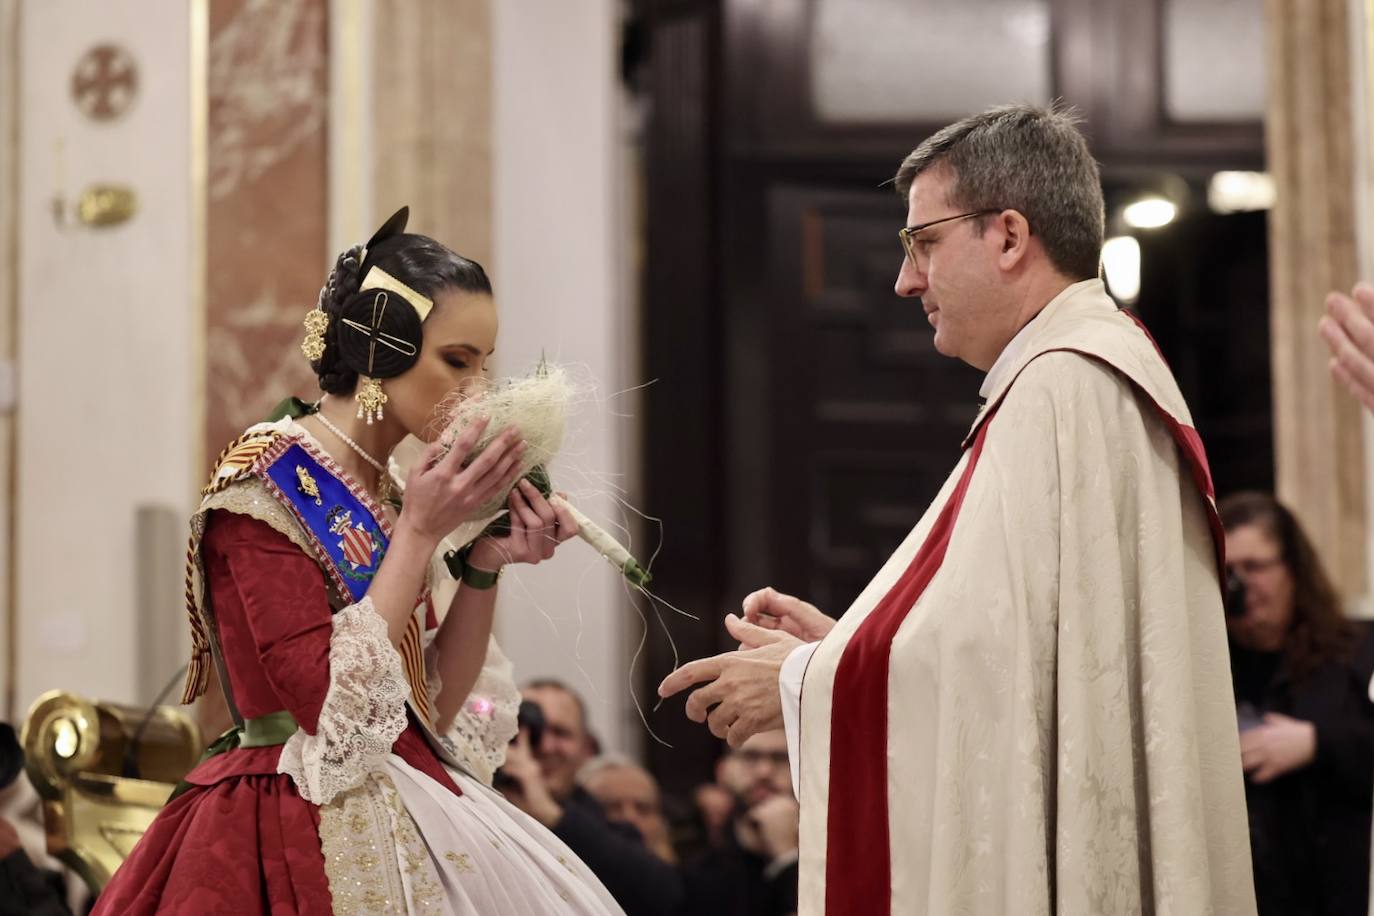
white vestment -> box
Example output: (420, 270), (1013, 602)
(787, 280), (1257, 915)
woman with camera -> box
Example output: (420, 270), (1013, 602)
(1222, 492), (1374, 915)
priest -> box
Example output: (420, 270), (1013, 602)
(660, 104), (1257, 916)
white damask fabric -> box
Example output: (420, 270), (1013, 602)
(278, 596), (410, 805)
(316, 757), (623, 915)
(796, 281), (1258, 915)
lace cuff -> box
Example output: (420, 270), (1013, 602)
(278, 597), (409, 804)
(424, 633), (520, 784)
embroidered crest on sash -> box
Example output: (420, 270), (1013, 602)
(257, 440), (389, 602)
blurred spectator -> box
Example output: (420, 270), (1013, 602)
(1222, 492), (1374, 916)
(692, 775), (736, 851)
(682, 731), (798, 916)
(500, 679), (684, 916)
(522, 680), (597, 801)
(0, 724), (73, 916)
(579, 755), (676, 864)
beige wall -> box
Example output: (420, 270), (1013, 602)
(14, 0), (200, 715)
(491, 0), (636, 755)
(371, 0), (492, 267)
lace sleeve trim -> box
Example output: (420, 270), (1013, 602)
(424, 633), (520, 785)
(277, 597), (409, 804)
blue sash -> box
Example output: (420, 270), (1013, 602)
(262, 442), (388, 603)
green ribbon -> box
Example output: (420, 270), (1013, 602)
(265, 396), (318, 421)
(167, 710), (299, 802)
(239, 710), (300, 747)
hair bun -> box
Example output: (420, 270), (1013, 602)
(334, 287), (424, 380)
(324, 244), (366, 315)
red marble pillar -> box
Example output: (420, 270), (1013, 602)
(204, 0), (328, 464)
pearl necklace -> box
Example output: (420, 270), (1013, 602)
(314, 409), (393, 500)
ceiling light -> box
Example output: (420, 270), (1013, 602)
(1208, 171), (1276, 213)
(1102, 236), (1142, 304)
(1122, 197), (1177, 230)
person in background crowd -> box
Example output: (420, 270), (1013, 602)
(579, 755), (677, 864)
(682, 731), (798, 916)
(692, 760), (739, 851)
(1222, 492), (1374, 916)
(501, 679), (685, 916)
(0, 724), (74, 916)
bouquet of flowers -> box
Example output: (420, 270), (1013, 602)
(435, 360), (651, 588)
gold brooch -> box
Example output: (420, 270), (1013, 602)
(301, 308), (329, 362)
(296, 465), (323, 505)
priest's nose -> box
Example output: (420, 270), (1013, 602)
(895, 254), (926, 298)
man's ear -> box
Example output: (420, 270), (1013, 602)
(996, 209), (1033, 271)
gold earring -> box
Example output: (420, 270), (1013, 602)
(356, 377), (388, 425)
(301, 308), (329, 362)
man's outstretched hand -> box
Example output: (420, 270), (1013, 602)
(741, 587), (836, 642)
(1322, 283), (1374, 412)
(658, 614), (801, 748)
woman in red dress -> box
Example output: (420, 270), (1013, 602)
(93, 209), (624, 915)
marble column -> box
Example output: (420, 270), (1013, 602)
(0, 0), (17, 720)
(205, 0), (329, 461)
(371, 0), (492, 267)
(1264, 0), (1368, 599)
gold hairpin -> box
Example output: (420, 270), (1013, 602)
(359, 266), (433, 321)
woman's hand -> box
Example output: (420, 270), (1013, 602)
(742, 587), (835, 642)
(399, 418), (526, 544)
(1240, 712), (1317, 783)
(468, 480), (580, 571)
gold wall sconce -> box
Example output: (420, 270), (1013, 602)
(75, 185), (138, 228)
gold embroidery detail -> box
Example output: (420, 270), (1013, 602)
(381, 776), (444, 913)
(318, 775), (407, 916)
(444, 851), (476, 873)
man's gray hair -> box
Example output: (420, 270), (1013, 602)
(576, 753), (658, 794)
(893, 103), (1105, 281)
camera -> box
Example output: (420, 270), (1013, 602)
(493, 700), (547, 791)
(515, 699), (547, 750)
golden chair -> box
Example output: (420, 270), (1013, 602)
(20, 690), (202, 894)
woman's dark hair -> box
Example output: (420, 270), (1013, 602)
(1219, 491), (1356, 681)
(312, 234), (492, 394)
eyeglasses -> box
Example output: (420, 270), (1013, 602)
(1226, 556), (1284, 579)
(898, 209), (1005, 267)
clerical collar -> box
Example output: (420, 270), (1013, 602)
(978, 278), (1106, 400)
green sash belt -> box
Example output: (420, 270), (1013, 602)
(167, 710), (299, 802)
(239, 710), (300, 748)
